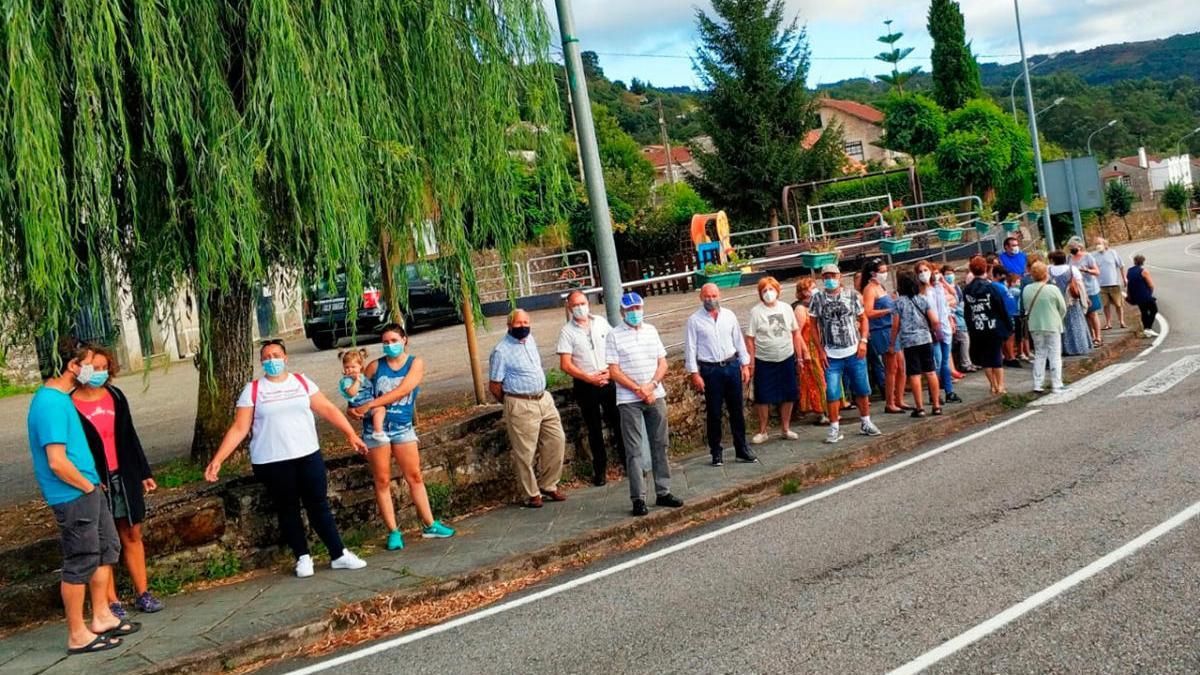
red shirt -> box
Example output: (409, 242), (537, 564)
(74, 391), (118, 472)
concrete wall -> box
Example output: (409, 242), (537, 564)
(817, 110), (905, 166)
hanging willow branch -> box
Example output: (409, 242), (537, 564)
(0, 0), (567, 364)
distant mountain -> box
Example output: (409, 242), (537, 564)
(978, 32), (1200, 86)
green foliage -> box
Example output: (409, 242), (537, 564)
(881, 93), (946, 158)
(569, 53), (705, 146)
(1105, 181), (1136, 219)
(426, 481), (453, 519)
(875, 19), (922, 94)
(149, 551), (242, 597)
(691, 0), (846, 228)
(1161, 182), (1191, 223)
(627, 183), (712, 256)
(545, 368), (573, 390)
(0, 382), (38, 399)
(928, 0), (983, 110)
(778, 478), (800, 495)
(935, 99), (1032, 208)
(593, 104), (656, 219)
(156, 458), (206, 489)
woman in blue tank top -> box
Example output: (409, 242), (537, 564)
(349, 323), (455, 549)
(860, 259), (904, 414)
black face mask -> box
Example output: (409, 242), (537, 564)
(1070, 248), (1079, 255)
(509, 326), (531, 340)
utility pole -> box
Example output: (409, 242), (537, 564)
(658, 98), (676, 187)
(562, 62), (587, 183)
(554, 0), (625, 326)
(1014, 0), (1054, 245)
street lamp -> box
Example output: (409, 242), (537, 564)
(1086, 119), (1118, 158)
(1014, 0), (1054, 244)
(1010, 52), (1059, 121)
(1176, 126), (1200, 157)
(1036, 96), (1065, 118)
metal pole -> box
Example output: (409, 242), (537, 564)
(1014, 0), (1054, 245)
(562, 62), (586, 183)
(658, 99), (676, 187)
(555, 0), (625, 326)
(1064, 157), (1084, 240)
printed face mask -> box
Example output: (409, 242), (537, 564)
(262, 358), (286, 376)
(762, 289), (778, 304)
(382, 342), (405, 358)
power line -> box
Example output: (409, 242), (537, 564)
(551, 49), (1020, 62)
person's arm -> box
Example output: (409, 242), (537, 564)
(684, 316), (705, 391)
(355, 357), (425, 415)
(204, 406), (254, 482)
(342, 376), (361, 399)
(856, 307), (869, 359)
(1143, 270), (1155, 292)
(558, 353), (591, 382)
(488, 381), (504, 402)
(793, 307), (812, 362)
(645, 356), (669, 404)
(45, 444), (97, 493)
(863, 286), (888, 319)
(311, 391), (368, 455)
(791, 326), (804, 364)
(926, 307), (941, 335)
(118, 389), (156, 488)
(608, 363), (645, 402)
(487, 347), (506, 402)
(745, 335), (756, 364)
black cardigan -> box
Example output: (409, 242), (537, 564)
(76, 385), (154, 525)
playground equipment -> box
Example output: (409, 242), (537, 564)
(690, 210), (733, 271)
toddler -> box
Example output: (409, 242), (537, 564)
(338, 349), (389, 443)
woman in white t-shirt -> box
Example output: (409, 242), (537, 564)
(205, 340), (369, 578)
(745, 276), (804, 444)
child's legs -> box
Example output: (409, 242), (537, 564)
(371, 406), (386, 433)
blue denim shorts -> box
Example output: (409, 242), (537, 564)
(365, 421), (418, 448)
(825, 355), (871, 402)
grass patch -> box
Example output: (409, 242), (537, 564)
(731, 496), (753, 510)
(0, 382), (38, 399)
(1000, 392), (1034, 410)
(426, 482), (453, 519)
(149, 551), (244, 597)
(545, 368), (572, 390)
(155, 458), (206, 488)
(778, 478), (800, 496)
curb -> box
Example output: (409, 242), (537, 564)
(153, 333), (1138, 673)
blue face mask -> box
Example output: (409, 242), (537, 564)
(382, 342), (405, 358)
(262, 358), (286, 376)
(624, 310), (643, 326)
(945, 274), (956, 285)
(823, 278), (839, 291)
(88, 371), (109, 388)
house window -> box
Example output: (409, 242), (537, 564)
(843, 140), (864, 161)
(1120, 176), (1132, 189)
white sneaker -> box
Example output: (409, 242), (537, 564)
(824, 428), (844, 444)
(783, 429), (800, 440)
(1051, 385), (1069, 394)
(369, 430), (391, 443)
(859, 420), (883, 437)
(1143, 329), (1158, 338)
(751, 432), (768, 445)
(331, 550), (367, 571)
(295, 554), (314, 578)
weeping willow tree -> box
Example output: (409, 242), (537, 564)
(0, 0), (568, 462)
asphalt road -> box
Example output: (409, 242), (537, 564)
(288, 233), (1200, 674)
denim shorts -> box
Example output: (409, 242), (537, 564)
(1087, 294), (1102, 313)
(825, 355), (871, 402)
(365, 421), (418, 448)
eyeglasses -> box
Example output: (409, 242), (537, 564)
(259, 338), (284, 347)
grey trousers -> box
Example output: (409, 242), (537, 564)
(618, 399), (671, 501)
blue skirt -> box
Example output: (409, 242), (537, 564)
(753, 355), (799, 405)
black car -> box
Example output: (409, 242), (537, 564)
(303, 265), (460, 350)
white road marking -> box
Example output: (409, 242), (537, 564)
(1161, 344), (1200, 354)
(1148, 264), (1199, 276)
(286, 411), (1044, 674)
(1137, 314), (1169, 358)
(1119, 355), (1200, 398)
(1031, 361), (1144, 406)
(888, 499), (1200, 675)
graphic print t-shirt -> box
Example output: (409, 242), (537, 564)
(74, 391), (118, 471)
(747, 302), (798, 363)
(808, 288), (864, 359)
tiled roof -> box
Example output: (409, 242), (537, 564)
(641, 144), (693, 168)
(819, 97), (884, 124)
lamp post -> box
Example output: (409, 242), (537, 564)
(1014, 0), (1054, 244)
(1176, 126), (1200, 157)
(1035, 96), (1065, 119)
(1086, 119), (1118, 158)
(1009, 52), (1058, 121)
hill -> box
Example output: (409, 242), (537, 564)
(978, 32), (1200, 86)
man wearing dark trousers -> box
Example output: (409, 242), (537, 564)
(685, 283), (756, 467)
(556, 290), (625, 486)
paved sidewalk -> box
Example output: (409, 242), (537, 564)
(0, 332), (1135, 674)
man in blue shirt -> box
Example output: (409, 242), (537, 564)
(998, 237), (1028, 277)
(28, 337), (131, 654)
(489, 310), (566, 508)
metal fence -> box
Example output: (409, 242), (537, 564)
(525, 249), (594, 296)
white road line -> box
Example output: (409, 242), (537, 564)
(1137, 314), (1170, 358)
(1161, 344), (1200, 354)
(1148, 263), (1200, 276)
(1119, 355), (1200, 398)
(888, 499), (1200, 675)
(1031, 361), (1144, 406)
(286, 411), (1044, 675)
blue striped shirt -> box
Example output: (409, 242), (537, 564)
(488, 334), (547, 395)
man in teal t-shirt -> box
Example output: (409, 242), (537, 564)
(27, 337), (130, 655)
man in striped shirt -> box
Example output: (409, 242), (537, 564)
(606, 292), (684, 517)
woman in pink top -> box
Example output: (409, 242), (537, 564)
(72, 345), (165, 618)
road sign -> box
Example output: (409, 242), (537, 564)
(1044, 157), (1103, 239)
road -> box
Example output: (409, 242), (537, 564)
(286, 233), (1200, 673)
(0, 280), (768, 505)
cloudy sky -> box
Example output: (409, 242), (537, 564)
(542, 0), (1200, 87)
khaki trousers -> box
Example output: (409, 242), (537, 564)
(503, 392), (566, 498)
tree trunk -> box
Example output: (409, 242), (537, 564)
(379, 232), (402, 321)
(768, 208), (780, 243)
(1122, 216), (1132, 242)
(191, 280), (254, 464)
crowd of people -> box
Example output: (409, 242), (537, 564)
(26, 233), (1160, 655)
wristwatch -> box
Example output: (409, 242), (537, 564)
(859, 338), (869, 345)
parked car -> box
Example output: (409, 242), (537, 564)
(303, 265), (460, 350)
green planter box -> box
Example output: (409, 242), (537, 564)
(1003, 220), (1021, 232)
(974, 221), (992, 235)
(936, 228), (965, 243)
(799, 251), (840, 269)
(694, 270), (743, 289)
(879, 238), (912, 255)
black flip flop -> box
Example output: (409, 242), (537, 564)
(67, 634), (122, 655)
(102, 620), (141, 637)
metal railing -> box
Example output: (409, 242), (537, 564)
(805, 210), (887, 239)
(727, 224), (800, 257)
(525, 249), (594, 295)
(475, 260), (526, 302)
(806, 193), (893, 234)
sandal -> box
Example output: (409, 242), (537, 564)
(884, 407), (906, 414)
(931, 407), (944, 416)
(910, 409), (927, 418)
(67, 634), (122, 655)
(101, 620), (141, 638)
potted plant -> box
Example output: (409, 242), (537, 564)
(799, 237), (839, 269)
(935, 211), (965, 242)
(1002, 211), (1022, 232)
(974, 203), (996, 235)
(1028, 196), (1047, 222)
(694, 249), (745, 288)
(879, 208), (911, 255)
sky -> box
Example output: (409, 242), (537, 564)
(542, 0), (1200, 88)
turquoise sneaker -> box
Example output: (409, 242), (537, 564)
(386, 530), (404, 550)
(421, 520), (455, 539)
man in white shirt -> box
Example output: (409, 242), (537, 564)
(684, 283), (754, 466)
(606, 292), (683, 517)
(556, 291), (624, 486)
(1092, 237), (1126, 330)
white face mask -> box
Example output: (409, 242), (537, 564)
(762, 289), (778, 304)
(876, 272), (889, 284)
(570, 305), (589, 320)
(1011, 246), (1021, 254)
(75, 363), (95, 386)
(918, 271), (932, 284)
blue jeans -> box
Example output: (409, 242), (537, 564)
(825, 355), (871, 402)
(866, 329), (890, 394)
(932, 339), (954, 393)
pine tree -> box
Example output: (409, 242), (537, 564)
(928, 0), (983, 110)
(690, 0), (846, 230)
(876, 20), (922, 94)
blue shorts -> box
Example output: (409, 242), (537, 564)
(1087, 294), (1102, 313)
(365, 420), (418, 448)
(868, 328), (892, 355)
(825, 355), (871, 402)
